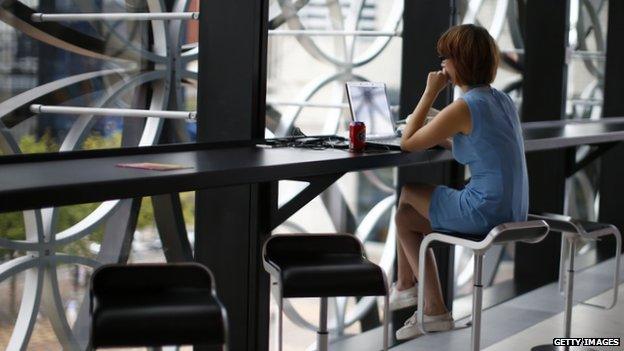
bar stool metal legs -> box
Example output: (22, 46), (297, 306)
(276, 294), (389, 351)
(563, 236), (576, 339)
(382, 291), (390, 350)
(559, 226), (621, 310)
(471, 253), (484, 351)
(531, 236), (592, 351)
(318, 297), (329, 351)
(416, 221), (549, 351)
(530, 214), (621, 312)
(529, 213), (622, 351)
(578, 226), (621, 310)
(264, 234), (389, 351)
(274, 282), (284, 351)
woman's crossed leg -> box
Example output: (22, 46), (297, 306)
(395, 183), (448, 316)
(393, 184), (454, 339)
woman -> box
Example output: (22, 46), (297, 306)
(390, 24), (528, 340)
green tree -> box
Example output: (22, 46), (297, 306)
(1, 131), (195, 258)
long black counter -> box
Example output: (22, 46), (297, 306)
(1, 117), (624, 351)
(2, 117), (624, 213)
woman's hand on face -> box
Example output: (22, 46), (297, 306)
(425, 70), (450, 97)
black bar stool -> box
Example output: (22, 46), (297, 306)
(90, 263), (228, 350)
(417, 220), (550, 351)
(528, 213), (621, 351)
(262, 233), (389, 351)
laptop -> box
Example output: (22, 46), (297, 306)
(345, 81), (403, 150)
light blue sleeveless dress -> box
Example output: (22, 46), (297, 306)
(428, 86), (528, 236)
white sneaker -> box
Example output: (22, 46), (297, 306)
(389, 283), (418, 311)
(395, 311), (454, 340)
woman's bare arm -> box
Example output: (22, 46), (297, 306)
(438, 138), (453, 150)
(404, 107), (438, 124)
(402, 91), (436, 140)
(428, 108), (452, 149)
(401, 99), (471, 151)
(401, 70), (471, 151)
(427, 107), (441, 117)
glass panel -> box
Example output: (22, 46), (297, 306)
(564, 0), (609, 269)
(0, 1), (199, 349)
(452, 0), (525, 314)
(453, 0), (610, 316)
(0, 0), (199, 157)
(266, 0), (401, 348)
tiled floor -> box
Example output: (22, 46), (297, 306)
(390, 257), (623, 351)
(485, 285), (624, 351)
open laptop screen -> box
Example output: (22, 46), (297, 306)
(346, 82), (395, 137)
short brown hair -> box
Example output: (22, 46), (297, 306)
(436, 24), (499, 86)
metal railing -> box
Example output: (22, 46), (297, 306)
(501, 48), (605, 61)
(31, 12), (199, 22)
(267, 100), (349, 109)
(568, 99), (603, 106)
(268, 29), (401, 37)
(30, 104), (196, 120)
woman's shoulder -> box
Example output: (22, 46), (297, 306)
(464, 87), (514, 109)
(463, 86), (492, 100)
(490, 88), (515, 105)
(460, 87), (493, 111)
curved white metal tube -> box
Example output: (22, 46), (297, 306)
(268, 30), (400, 37)
(41, 265), (81, 350)
(31, 12), (199, 22)
(6, 268), (44, 351)
(59, 70), (166, 152)
(489, 0), (508, 40)
(0, 255), (40, 284)
(54, 200), (121, 246)
(30, 104), (196, 119)
(275, 0), (402, 68)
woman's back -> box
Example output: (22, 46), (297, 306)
(454, 86), (528, 228)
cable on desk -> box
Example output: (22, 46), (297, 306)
(260, 135), (349, 150)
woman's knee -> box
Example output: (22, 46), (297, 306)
(395, 205), (413, 229)
(399, 183), (434, 218)
(398, 184), (416, 205)
(395, 205), (432, 235)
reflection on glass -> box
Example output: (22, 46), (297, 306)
(0, 1), (199, 349)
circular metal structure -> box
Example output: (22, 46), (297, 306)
(0, 1), (198, 349)
(0, 0), (611, 349)
(266, 1), (610, 346)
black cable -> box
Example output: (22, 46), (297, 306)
(261, 135), (349, 150)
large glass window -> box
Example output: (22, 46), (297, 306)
(266, 0), (402, 349)
(450, 0), (610, 318)
(452, 0), (527, 316)
(265, 1), (613, 348)
(564, 0), (609, 268)
(0, 1), (199, 349)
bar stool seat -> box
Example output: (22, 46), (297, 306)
(528, 213), (621, 351)
(275, 255), (386, 298)
(529, 212), (621, 308)
(90, 263), (227, 349)
(263, 233), (389, 351)
(531, 212), (616, 237)
(575, 220), (612, 233)
(416, 220), (550, 351)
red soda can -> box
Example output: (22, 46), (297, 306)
(349, 121), (366, 152)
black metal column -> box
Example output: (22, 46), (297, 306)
(597, 1), (624, 259)
(195, 1), (270, 351)
(395, 0), (458, 339)
(515, 0), (570, 291)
